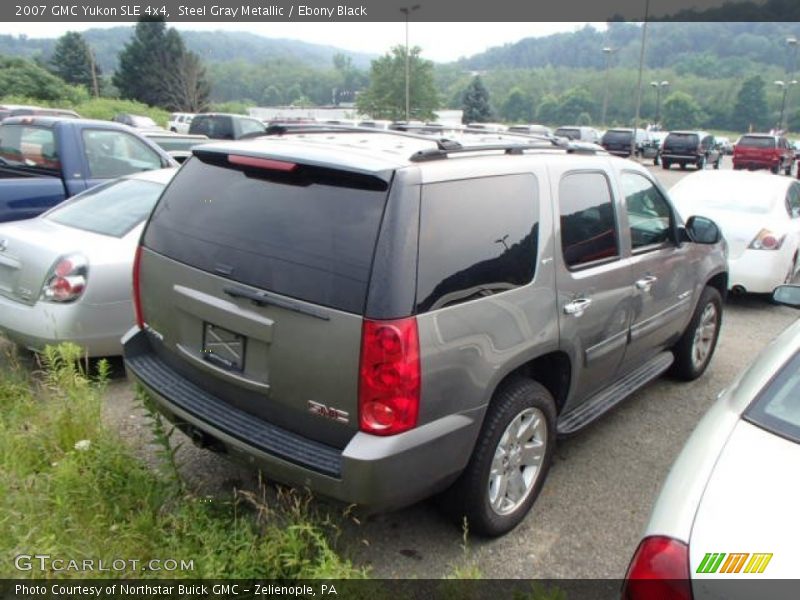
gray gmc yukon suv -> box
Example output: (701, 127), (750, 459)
(123, 129), (728, 536)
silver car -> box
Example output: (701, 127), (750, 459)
(0, 168), (175, 356)
(623, 284), (800, 597)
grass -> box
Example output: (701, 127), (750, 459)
(0, 342), (364, 579)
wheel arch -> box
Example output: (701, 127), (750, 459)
(706, 270), (728, 302)
(486, 351), (572, 416)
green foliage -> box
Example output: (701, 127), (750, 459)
(557, 87), (597, 123)
(500, 87), (534, 123)
(0, 341), (364, 579)
(0, 56), (88, 103)
(662, 91), (704, 130)
(49, 32), (99, 93)
(732, 75), (769, 132)
(72, 97), (170, 123)
(461, 76), (493, 123)
(208, 100), (252, 115)
(356, 46), (439, 121)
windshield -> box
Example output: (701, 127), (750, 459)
(665, 133), (698, 146)
(745, 351), (800, 444)
(46, 178), (166, 237)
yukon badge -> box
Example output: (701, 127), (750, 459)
(308, 400), (349, 424)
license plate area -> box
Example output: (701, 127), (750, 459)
(202, 322), (246, 372)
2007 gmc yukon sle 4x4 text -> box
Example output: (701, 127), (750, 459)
(123, 129), (728, 536)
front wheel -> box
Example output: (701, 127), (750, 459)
(670, 286), (722, 381)
(439, 378), (556, 537)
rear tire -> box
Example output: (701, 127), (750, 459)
(670, 286), (722, 381)
(785, 162), (792, 176)
(662, 160), (671, 170)
(439, 377), (556, 537)
(696, 155), (706, 170)
(771, 164), (780, 174)
(680, 162), (687, 170)
(713, 157), (721, 170)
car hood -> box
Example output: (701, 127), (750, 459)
(689, 421), (800, 592)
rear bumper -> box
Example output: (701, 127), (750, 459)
(732, 158), (779, 170)
(0, 293), (129, 356)
(122, 328), (481, 511)
(661, 152), (700, 163)
(728, 248), (794, 293)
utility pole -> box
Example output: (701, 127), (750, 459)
(400, 4), (420, 122)
(631, 0), (650, 158)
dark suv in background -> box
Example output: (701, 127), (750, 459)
(124, 129), (727, 537)
(188, 113), (267, 140)
(661, 130), (722, 170)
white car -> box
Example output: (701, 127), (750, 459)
(623, 284), (800, 598)
(670, 170), (800, 294)
(0, 169), (175, 357)
(167, 112), (195, 134)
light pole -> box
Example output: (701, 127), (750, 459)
(650, 80), (669, 126)
(631, 0), (650, 158)
(780, 36), (798, 132)
(601, 47), (617, 128)
(399, 4), (420, 122)
(776, 80), (798, 133)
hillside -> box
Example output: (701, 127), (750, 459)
(0, 27), (377, 73)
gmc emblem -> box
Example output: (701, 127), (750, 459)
(308, 400), (349, 424)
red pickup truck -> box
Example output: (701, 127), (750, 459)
(733, 133), (795, 175)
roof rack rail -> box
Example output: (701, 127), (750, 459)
(262, 123), (463, 151)
(408, 139), (603, 163)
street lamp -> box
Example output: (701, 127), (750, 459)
(601, 47), (617, 128)
(399, 4), (421, 122)
(780, 36), (798, 132)
(650, 80), (669, 126)
(631, 0), (651, 158)
(775, 80), (798, 132)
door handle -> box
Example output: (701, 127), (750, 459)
(564, 298), (592, 317)
(636, 275), (658, 292)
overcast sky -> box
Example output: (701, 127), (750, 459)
(0, 22), (604, 62)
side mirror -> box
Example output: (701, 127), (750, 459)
(773, 285), (800, 308)
(684, 215), (722, 244)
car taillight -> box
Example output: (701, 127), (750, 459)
(40, 254), (87, 303)
(749, 228), (785, 250)
(132, 245), (144, 329)
(358, 317), (420, 436)
(622, 536), (692, 600)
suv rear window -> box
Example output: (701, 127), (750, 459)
(665, 133), (699, 146)
(603, 130), (632, 142)
(738, 136), (776, 149)
(0, 124), (60, 172)
(416, 174), (538, 313)
(190, 116), (234, 139)
(143, 155), (390, 314)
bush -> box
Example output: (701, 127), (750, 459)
(0, 94), (170, 126)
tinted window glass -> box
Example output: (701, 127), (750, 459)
(190, 116), (234, 140)
(603, 130), (632, 143)
(144, 156), (389, 314)
(555, 128), (580, 139)
(665, 133), (699, 146)
(0, 124), (60, 172)
(621, 172), (672, 250)
(47, 178), (165, 237)
(238, 118), (266, 136)
(416, 175), (538, 313)
(738, 136), (775, 149)
(82, 129), (163, 178)
(559, 172), (619, 267)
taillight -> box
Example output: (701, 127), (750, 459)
(358, 317), (420, 436)
(132, 245), (144, 329)
(622, 536), (692, 600)
(748, 228), (785, 250)
(40, 254), (87, 303)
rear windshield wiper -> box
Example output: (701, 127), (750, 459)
(223, 286), (330, 321)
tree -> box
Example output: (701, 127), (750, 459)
(732, 75), (768, 133)
(536, 94), (561, 125)
(557, 87), (596, 124)
(356, 46), (438, 121)
(662, 91), (703, 130)
(0, 56), (87, 102)
(114, 18), (209, 111)
(163, 51), (210, 112)
(500, 87), (533, 123)
(49, 32), (100, 95)
(461, 76), (492, 123)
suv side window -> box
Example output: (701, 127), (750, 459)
(416, 174), (538, 313)
(238, 118), (266, 137)
(82, 129), (163, 178)
(621, 172), (673, 250)
(559, 172), (619, 268)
